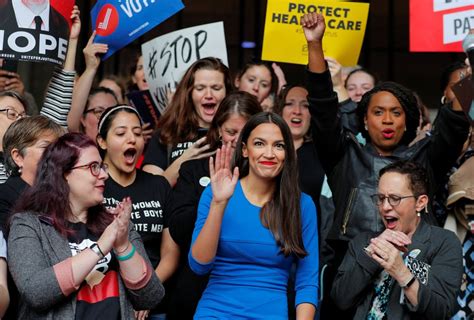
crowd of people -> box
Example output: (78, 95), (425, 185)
(0, 6), (472, 320)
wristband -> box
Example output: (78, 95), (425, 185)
(401, 275), (416, 289)
(90, 243), (105, 259)
(116, 244), (136, 261)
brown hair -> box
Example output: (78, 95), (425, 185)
(158, 57), (232, 145)
(3, 115), (64, 176)
(206, 91), (262, 150)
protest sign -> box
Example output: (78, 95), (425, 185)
(410, 0), (474, 52)
(0, 0), (74, 65)
(262, 0), (369, 66)
(141, 22), (228, 113)
(126, 89), (161, 129)
(91, 0), (184, 60)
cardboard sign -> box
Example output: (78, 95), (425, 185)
(126, 90), (161, 129)
(262, 0), (369, 66)
(91, 0), (184, 60)
(410, 0), (474, 52)
(141, 22), (228, 113)
(0, 0), (74, 65)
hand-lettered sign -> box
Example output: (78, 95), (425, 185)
(262, 0), (369, 66)
(141, 22), (228, 113)
(91, 0), (184, 60)
(0, 0), (74, 65)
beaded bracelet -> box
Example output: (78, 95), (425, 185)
(116, 244), (136, 261)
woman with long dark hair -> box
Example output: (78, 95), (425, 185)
(189, 112), (319, 319)
(8, 133), (163, 319)
(166, 92), (262, 318)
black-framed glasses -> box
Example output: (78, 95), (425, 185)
(71, 161), (108, 177)
(371, 194), (417, 207)
(83, 107), (106, 120)
(0, 108), (26, 120)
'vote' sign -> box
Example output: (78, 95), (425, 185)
(91, 0), (185, 60)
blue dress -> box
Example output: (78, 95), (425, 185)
(189, 181), (319, 319)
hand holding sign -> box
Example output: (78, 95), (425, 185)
(70, 5), (81, 40)
(83, 31), (108, 71)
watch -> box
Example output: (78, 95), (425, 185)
(90, 243), (105, 259)
(401, 275), (416, 289)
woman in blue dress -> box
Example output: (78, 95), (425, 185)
(189, 112), (319, 319)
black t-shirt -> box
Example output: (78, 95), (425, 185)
(166, 158), (210, 319)
(142, 129), (208, 170)
(67, 222), (120, 320)
(103, 170), (171, 268)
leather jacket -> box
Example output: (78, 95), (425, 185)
(306, 69), (470, 243)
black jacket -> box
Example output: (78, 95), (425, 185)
(0, 175), (28, 233)
(306, 69), (470, 244)
(167, 158), (210, 319)
(331, 221), (463, 319)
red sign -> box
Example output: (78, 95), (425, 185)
(410, 0), (474, 52)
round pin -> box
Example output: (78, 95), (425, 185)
(199, 176), (211, 187)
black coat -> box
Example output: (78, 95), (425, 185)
(306, 69), (470, 245)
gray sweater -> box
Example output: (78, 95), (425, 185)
(8, 212), (164, 319)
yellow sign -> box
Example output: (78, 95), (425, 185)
(262, 0), (370, 66)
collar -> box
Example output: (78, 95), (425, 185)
(408, 219), (431, 249)
(12, 0), (50, 30)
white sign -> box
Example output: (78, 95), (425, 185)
(433, 0), (472, 12)
(443, 9), (474, 44)
(142, 22), (228, 113)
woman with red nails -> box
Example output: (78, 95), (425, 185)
(189, 112), (319, 319)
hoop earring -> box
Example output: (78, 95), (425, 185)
(440, 96), (446, 105)
(364, 124), (368, 131)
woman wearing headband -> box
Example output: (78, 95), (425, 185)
(97, 105), (179, 319)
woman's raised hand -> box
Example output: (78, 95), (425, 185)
(301, 12), (326, 43)
(209, 142), (239, 203)
(69, 5), (81, 41)
(83, 31), (108, 71)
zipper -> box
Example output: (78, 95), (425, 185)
(342, 188), (357, 235)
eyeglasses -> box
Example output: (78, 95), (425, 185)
(371, 194), (417, 207)
(83, 107), (106, 120)
(71, 161), (108, 177)
(0, 108), (26, 120)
